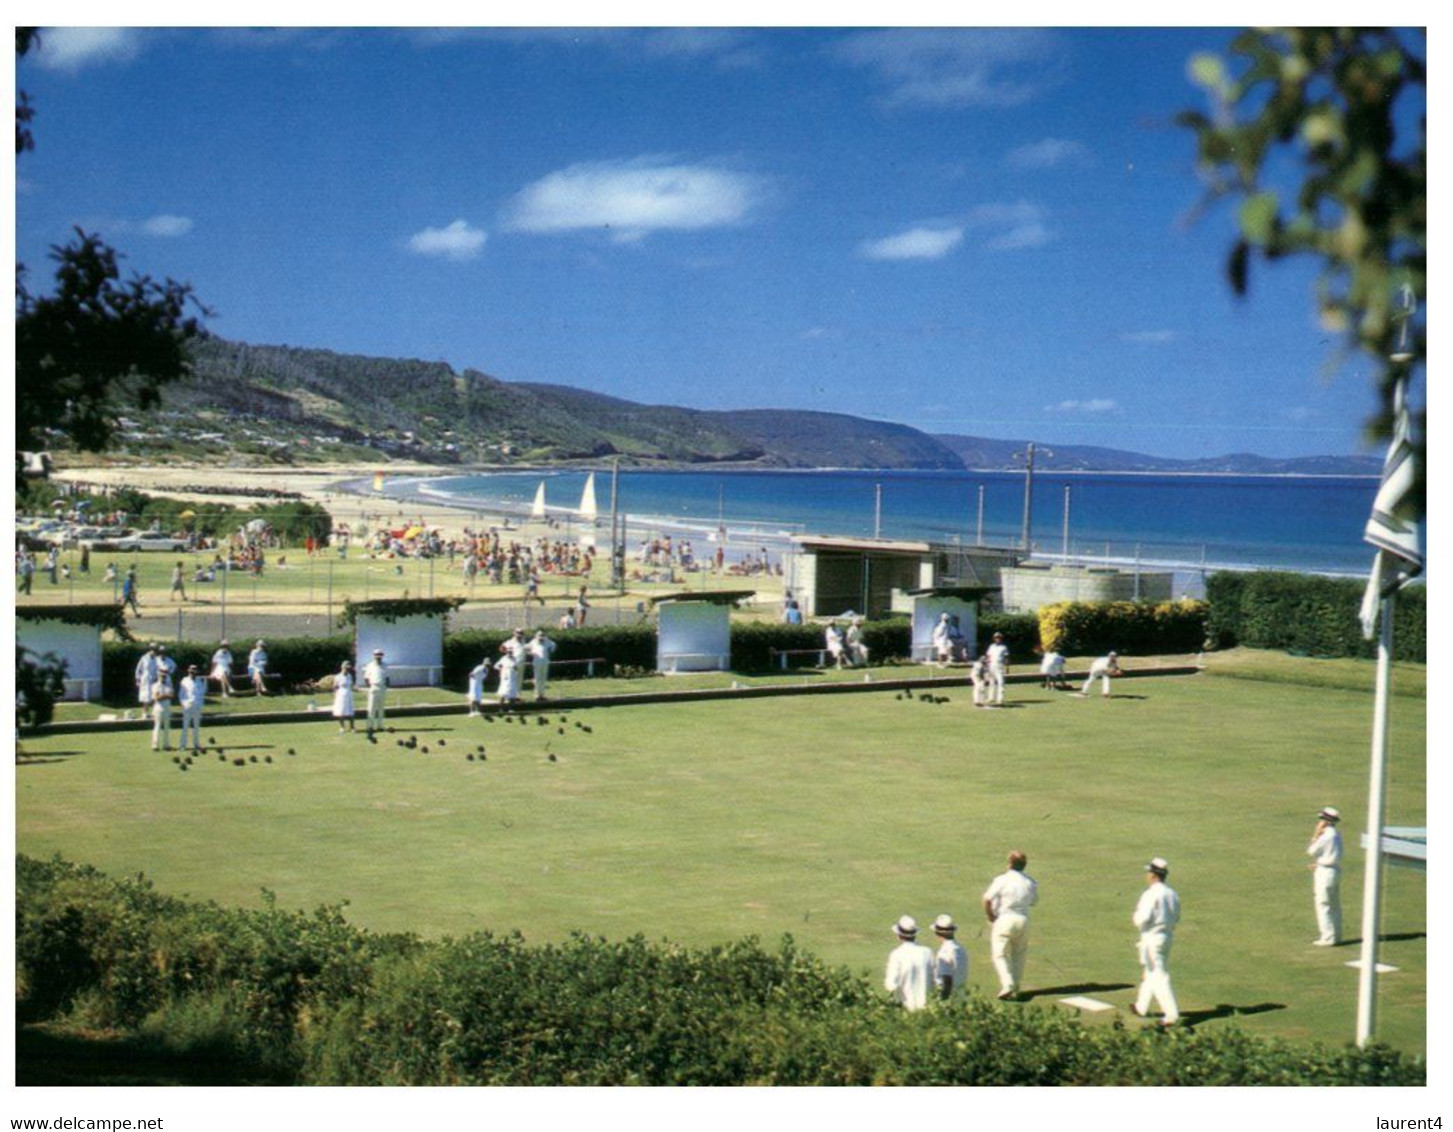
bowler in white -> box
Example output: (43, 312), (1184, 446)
(982, 850), (1038, 999)
(1307, 806), (1344, 946)
(883, 916), (936, 1012)
(1079, 651), (1121, 697)
(1132, 857), (1181, 1026)
(932, 914), (969, 1001)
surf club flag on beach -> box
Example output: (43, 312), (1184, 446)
(1359, 376), (1423, 639)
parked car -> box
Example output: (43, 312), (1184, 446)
(106, 531), (189, 552)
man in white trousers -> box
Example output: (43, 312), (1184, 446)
(1039, 649), (1067, 690)
(529, 629), (556, 701)
(150, 669), (175, 751)
(982, 850), (1038, 1000)
(1132, 857), (1181, 1027)
(177, 664), (206, 753)
(1307, 807), (1343, 946)
(362, 649), (389, 737)
(883, 915), (935, 1012)
(135, 643), (160, 710)
(1078, 651), (1122, 698)
(985, 632), (1010, 705)
(969, 654), (990, 708)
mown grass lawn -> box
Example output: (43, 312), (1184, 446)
(16, 666), (1425, 1055)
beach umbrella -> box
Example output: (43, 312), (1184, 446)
(179, 509), (197, 520)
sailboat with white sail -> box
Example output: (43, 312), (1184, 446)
(578, 472), (599, 548)
(530, 480), (547, 519)
(578, 473), (598, 520)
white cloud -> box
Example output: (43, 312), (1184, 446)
(1006, 138), (1089, 169)
(408, 220), (487, 261)
(139, 215), (194, 238)
(1048, 399), (1119, 414)
(967, 202), (1054, 252)
(833, 28), (1060, 109)
(988, 223), (1051, 251)
(505, 158), (770, 240)
(31, 28), (142, 72)
(858, 226), (965, 261)
(1120, 330), (1177, 344)
(641, 28), (759, 68)
(966, 202), (1042, 227)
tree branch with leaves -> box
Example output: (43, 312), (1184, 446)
(16, 29), (210, 465)
(1180, 27), (1425, 517)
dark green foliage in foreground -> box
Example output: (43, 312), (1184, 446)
(1205, 571), (1425, 662)
(15, 855), (1424, 1087)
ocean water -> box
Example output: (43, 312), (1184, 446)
(406, 468), (1389, 583)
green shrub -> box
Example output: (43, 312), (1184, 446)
(444, 624), (658, 686)
(1204, 572), (1248, 649)
(978, 611), (1041, 658)
(1038, 600), (1207, 657)
(17, 854), (1425, 1087)
(103, 634), (353, 698)
(730, 622), (829, 672)
(1205, 571), (1425, 662)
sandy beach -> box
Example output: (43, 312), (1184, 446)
(51, 462), (505, 541)
(49, 462), (796, 567)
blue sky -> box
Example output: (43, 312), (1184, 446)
(13, 25), (1427, 459)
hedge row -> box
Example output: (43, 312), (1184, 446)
(1038, 600), (1208, 657)
(1205, 572), (1426, 662)
(16, 855), (1423, 1086)
(103, 635), (354, 698)
(95, 611), (1094, 700)
(444, 624), (658, 686)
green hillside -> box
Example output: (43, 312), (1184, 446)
(121, 338), (966, 468)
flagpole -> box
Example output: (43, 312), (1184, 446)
(1352, 288), (1421, 1047)
(1355, 586), (1396, 1047)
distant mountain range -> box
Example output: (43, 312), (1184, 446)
(930, 435), (1381, 476)
(111, 337), (1379, 476)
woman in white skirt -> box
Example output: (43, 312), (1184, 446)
(467, 661), (488, 716)
(332, 661), (356, 732)
(494, 651), (521, 704)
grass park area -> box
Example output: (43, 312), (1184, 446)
(16, 655), (1427, 1057)
(17, 536), (785, 641)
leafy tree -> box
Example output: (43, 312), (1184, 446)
(16, 29), (38, 154)
(1180, 27), (1425, 517)
(15, 29), (209, 462)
